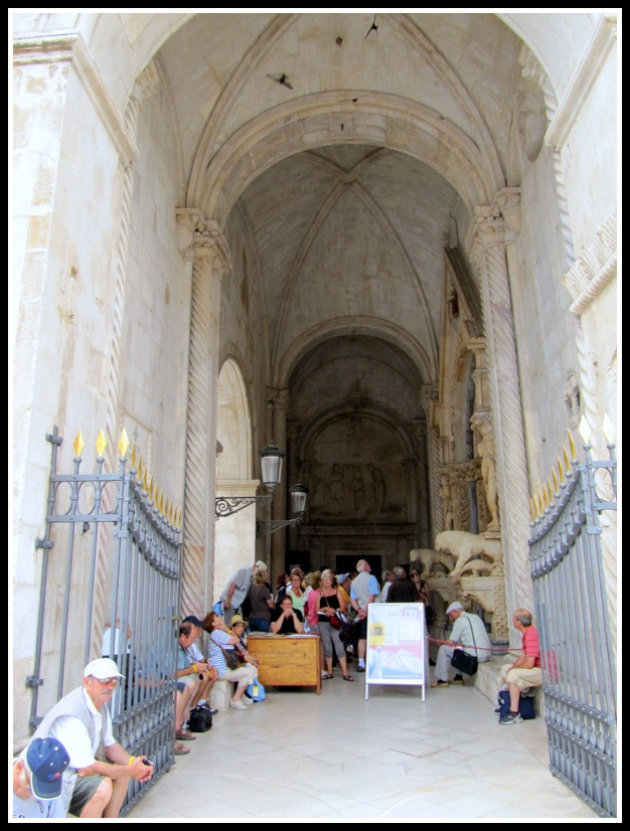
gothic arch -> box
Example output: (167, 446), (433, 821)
(190, 94), (499, 227)
(216, 356), (253, 482)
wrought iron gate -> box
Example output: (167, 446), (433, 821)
(27, 426), (182, 815)
(528, 432), (617, 817)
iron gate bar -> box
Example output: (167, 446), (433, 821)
(529, 439), (617, 817)
(28, 427), (182, 816)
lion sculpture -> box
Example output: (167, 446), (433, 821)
(434, 530), (502, 578)
(409, 548), (454, 577)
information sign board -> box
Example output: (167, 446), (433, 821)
(364, 603), (426, 700)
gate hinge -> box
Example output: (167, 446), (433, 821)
(25, 675), (45, 688)
(35, 538), (54, 550)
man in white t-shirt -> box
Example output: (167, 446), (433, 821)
(28, 658), (154, 817)
(431, 601), (492, 687)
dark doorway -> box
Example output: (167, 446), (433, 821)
(335, 554), (382, 578)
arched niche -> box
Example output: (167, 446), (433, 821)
(214, 357), (257, 602)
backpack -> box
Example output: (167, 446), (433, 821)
(497, 689), (536, 721)
(245, 677), (266, 702)
(188, 705), (213, 732)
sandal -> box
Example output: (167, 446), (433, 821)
(323, 673), (334, 679)
(343, 675), (355, 682)
(173, 742), (190, 755)
(175, 729), (196, 741)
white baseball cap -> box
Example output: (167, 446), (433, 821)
(83, 657), (125, 680)
(446, 601), (464, 614)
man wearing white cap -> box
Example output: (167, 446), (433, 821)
(29, 657), (154, 817)
(431, 601), (492, 688)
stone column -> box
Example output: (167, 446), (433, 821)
(561, 210), (617, 655)
(270, 388), (290, 575)
(91, 64), (160, 657)
(468, 190), (533, 625)
(177, 210), (232, 618)
(419, 385), (440, 547)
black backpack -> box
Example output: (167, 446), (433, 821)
(188, 705), (213, 732)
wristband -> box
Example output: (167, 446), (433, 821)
(192, 663), (198, 673)
(127, 756), (136, 766)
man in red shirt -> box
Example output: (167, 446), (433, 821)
(499, 608), (543, 724)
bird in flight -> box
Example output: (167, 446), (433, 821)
(365, 16), (378, 38)
(266, 73), (293, 89)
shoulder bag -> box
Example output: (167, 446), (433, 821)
(450, 615), (479, 676)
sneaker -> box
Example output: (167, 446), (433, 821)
(430, 680), (449, 688)
(230, 699), (248, 710)
(499, 712), (523, 725)
(357, 665), (366, 673)
(451, 675), (464, 685)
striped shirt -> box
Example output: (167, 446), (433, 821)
(207, 629), (236, 677)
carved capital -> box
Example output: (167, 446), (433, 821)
(176, 209), (232, 274)
(468, 189), (522, 266)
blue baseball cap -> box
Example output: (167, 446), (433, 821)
(26, 737), (70, 799)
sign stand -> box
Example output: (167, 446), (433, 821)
(364, 603), (427, 700)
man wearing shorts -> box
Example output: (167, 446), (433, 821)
(499, 609), (543, 724)
(29, 657), (154, 816)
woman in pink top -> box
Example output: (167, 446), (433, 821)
(305, 571), (322, 633)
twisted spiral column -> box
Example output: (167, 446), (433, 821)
(94, 64), (159, 657)
(178, 211), (232, 617)
(468, 192), (533, 627)
(562, 212), (618, 656)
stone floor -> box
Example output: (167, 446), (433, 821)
(126, 669), (600, 820)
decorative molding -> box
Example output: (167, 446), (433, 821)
(14, 33), (137, 165)
(562, 210), (617, 315)
(544, 15), (617, 151)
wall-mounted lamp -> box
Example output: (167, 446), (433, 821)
(257, 483), (309, 536)
(215, 444), (285, 519)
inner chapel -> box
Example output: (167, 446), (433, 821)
(12, 12), (618, 750)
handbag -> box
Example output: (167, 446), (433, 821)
(323, 594), (343, 629)
(450, 615), (479, 676)
(451, 648), (478, 676)
(188, 705), (213, 732)
(219, 645), (241, 670)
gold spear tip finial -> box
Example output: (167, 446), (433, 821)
(73, 431), (85, 458)
(96, 429), (107, 458)
(602, 413), (615, 444)
(577, 416), (591, 446)
(118, 428), (130, 459)
(130, 442), (137, 469)
(557, 456), (565, 484)
(563, 444), (571, 474)
(568, 430), (576, 459)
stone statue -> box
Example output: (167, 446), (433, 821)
(409, 548), (454, 577)
(434, 530), (502, 580)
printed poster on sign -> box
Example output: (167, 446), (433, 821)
(365, 603), (426, 700)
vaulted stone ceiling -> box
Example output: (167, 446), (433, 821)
(154, 10), (530, 421)
(156, 12), (523, 391)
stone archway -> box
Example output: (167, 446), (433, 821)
(213, 357), (257, 604)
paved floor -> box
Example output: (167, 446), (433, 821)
(126, 671), (599, 821)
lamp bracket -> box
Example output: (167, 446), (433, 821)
(215, 493), (272, 519)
